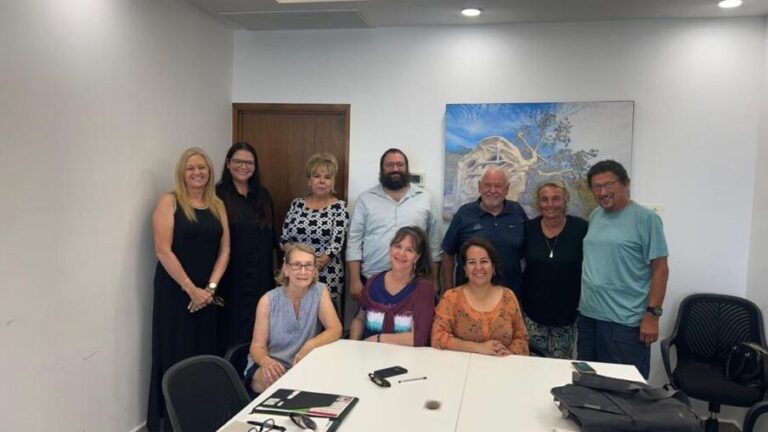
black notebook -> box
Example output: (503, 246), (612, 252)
(252, 388), (359, 431)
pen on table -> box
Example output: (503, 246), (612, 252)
(398, 376), (427, 383)
(247, 420), (287, 431)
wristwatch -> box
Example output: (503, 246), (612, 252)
(646, 306), (663, 317)
(207, 282), (218, 291)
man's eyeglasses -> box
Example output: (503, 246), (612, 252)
(287, 262), (316, 271)
(247, 418), (277, 432)
(383, 162), (406, 170)
(246, 413), (317, 431)
(230, 158), (256, 169)
(590, 180), (619, 193)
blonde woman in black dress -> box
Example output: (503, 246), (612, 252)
(147, 147), (230, 431)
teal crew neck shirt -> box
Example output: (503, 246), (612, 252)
(579, 201), (668, 326)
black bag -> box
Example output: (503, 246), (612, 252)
(551, 373), (702, 432)
(725, 341), (768, 388)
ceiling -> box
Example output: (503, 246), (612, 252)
(184, 0), (768, 31)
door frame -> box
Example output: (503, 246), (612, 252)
(232, 103), (351, 201)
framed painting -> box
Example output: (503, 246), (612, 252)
(444, 101), (634, 220)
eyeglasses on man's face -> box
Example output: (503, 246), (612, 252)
(287, 262), (316, 271)
(590, 180), (619, 193)
(383, 161), (406, 170)
(230, 158), (256, 169)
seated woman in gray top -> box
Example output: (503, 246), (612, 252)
(246, 243), (342, 394)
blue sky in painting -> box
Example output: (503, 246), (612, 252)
(445, 103), (563, 154)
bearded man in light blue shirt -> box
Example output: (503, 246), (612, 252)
(346, 149), (442, 300)
(577, 160), (669, 379)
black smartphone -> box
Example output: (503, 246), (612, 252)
(373, 365), (408, 378)
(571, 361), (597, 374)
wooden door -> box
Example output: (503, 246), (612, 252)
(232, 103), (350, 236)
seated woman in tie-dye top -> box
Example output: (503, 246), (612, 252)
(432, 238), (529, 356)
(349, 226), (435, 347)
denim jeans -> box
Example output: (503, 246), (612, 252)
(577, 314), (650, 379)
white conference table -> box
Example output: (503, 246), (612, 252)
(459, 352), (645, 431)
(221, 339), (644, 432)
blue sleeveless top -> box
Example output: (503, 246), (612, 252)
(247, 282), (324, 371)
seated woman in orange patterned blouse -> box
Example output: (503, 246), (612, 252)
(432, 238), (529, 356)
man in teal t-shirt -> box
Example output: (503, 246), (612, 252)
(577, 160), (669, 379)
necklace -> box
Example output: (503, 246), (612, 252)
(544, 235), (559, 259)
(541, 217), (565, 259)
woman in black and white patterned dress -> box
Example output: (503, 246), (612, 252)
(281, 153), (349, 313)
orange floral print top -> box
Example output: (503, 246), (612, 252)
(431, 287), (529, 355)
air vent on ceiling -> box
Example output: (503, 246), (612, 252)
(221, 10), (369, 30)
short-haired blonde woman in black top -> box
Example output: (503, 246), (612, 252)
(520, 181), (587, 359)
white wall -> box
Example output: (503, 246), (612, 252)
(0, 0), (232, 430)
(747, 18), (768, 324)
(743, 19), (768, 427)
(234, 18), (766, 387)
(0, 7), (763, 428)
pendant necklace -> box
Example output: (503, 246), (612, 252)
(544, 235), (559, 259)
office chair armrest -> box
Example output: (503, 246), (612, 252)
(743, 399), (768, 432)
(224, 342), (251, 363)
(660, 336), (676, 386)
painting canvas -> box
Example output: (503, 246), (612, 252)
(444, 102), (634, 220)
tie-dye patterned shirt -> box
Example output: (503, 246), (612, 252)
(431, 287), (529, 355)
(359, 272), (436, 347)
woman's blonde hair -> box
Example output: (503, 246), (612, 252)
(306, 153), (338, 191)
(534, 180), (570, 213)
(276, 243), (319, 286)
(173, 147), (225, 222)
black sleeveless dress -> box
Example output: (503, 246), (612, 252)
(146, 204), (222, 431)
(216, 185), (276, 354)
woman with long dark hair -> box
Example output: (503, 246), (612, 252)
(216, 142), (276, 352)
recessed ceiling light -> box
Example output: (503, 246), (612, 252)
(461, 8), (483, 17)
(718, 0), (743, 8)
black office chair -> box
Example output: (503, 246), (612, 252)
(162, 355), (251, 432)
(224, 342), (251, 378)
(661, 293), (768, 432)
(224, 342), (258, 399)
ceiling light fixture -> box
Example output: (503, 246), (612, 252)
(718, 0), (743, 8)
(461, 8), (483, 17)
